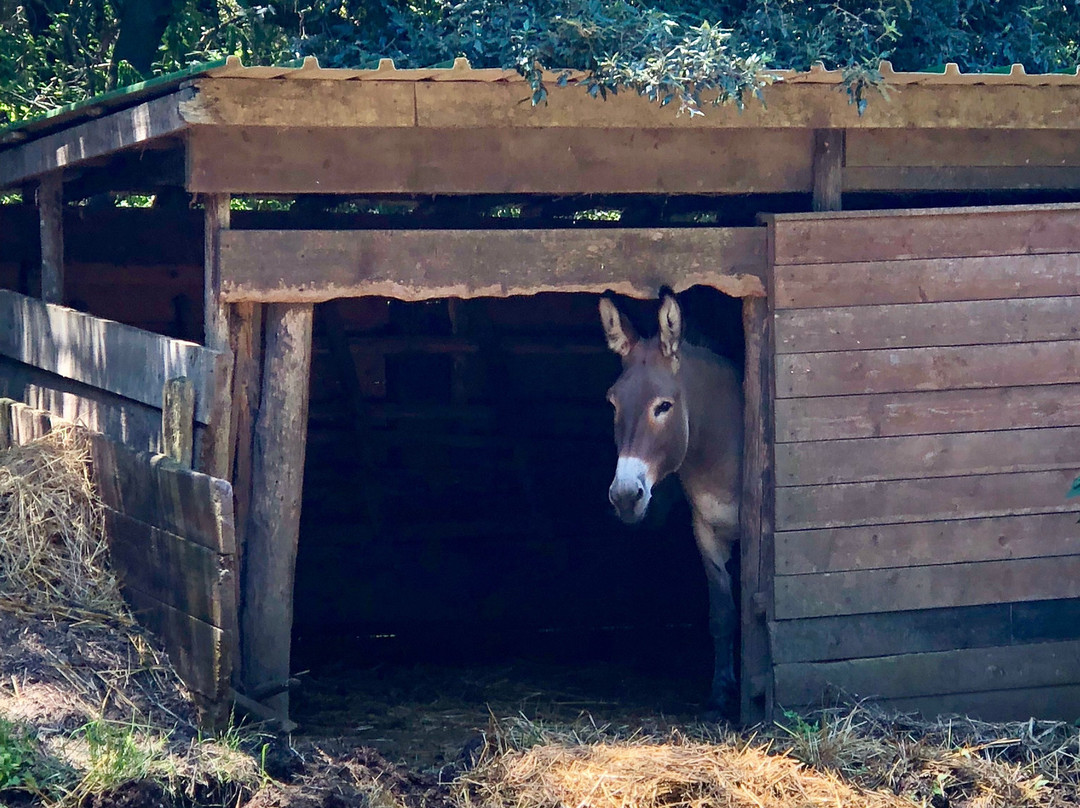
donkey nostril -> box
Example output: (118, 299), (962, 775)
(634, 487), (644, 502)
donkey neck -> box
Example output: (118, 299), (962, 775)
(675, 343), (742, 491)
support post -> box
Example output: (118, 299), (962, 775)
(162, 377), (195, 468)
(199, 193), (234, 478)
(812, 129), (845, 213)
(739, 294), (774, 725)
(240, 303), (313, 720)
(38, 172), (64, 303)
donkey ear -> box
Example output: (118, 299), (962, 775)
(658, 292), (682, 359)
(599, 297), (638, 357)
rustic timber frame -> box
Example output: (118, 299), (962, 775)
(2, 56), (1080, 727)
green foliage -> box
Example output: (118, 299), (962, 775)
(0, 719), (39, 791)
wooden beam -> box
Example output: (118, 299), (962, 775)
(217, 227), (767, 303)
(0, 289), (227, 424)
(241, 303), (313, 719)
(37, 172), (63, 303)
(811, 130), (843, 212)
(186, 126), (814, 196)
(739, 295), (772, 724)
(0, 91), (189, 189)
(200, 193), (234, 478)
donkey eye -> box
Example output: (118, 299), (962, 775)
(653, 400), (674, 418)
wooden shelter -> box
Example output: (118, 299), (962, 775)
(2, 56), (1080, 726)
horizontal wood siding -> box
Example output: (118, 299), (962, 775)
(768, 206), (1080, 720)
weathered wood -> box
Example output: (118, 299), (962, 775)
(0, 289), (226, 423)
(770, 604), (1012, 664)
(776, 426), (1080, 486)
(0, 398), (11, 451)
(162, 378), (194, 467)
(0, 91), (189, 189)
(739, 296), (770, 724)
(844, 165), (1080, 192)
(846, 128), (1080, 168)
(217, 227), (767, 303)
(0, 355), (164, 452)
(775, 555), (1080, 620)
(198, 194), (234, 478)
(777, 340), (1080, 399)
(769, 203), (1080, 266)
(776, 297), (1080, 353)
(776, 468), (1080, 531)
(775, 253), (1080, 310)
(187, 126), (814, 196)
(886, 685), (1080, 723)
(776, 511), (1080, 576)
(37, 172), (63, 303)
(774, 639), (1080, 704)
(776, 383), (1080, 443)
(88, 434), (236, 553)
(241, 303), (313, 719)
(811, 130), (844, 212)
(105, 508), (235, 629)
(122, 586), (231, 702)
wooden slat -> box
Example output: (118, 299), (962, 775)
(0, 289), (227, 423)
(187, 126), (813, 196)
(122, 586), (231, 701)
(162, 378), (194, 467)
(0, 356), (163, 452)
(88, 433), (236, 553)
(218, 227), (768, 303)
(846, 128), (1080, 168)
(774, 639), (1080, 704)
(844, 165), (1080, 192)
(777, 469), (1079, 531)
(775, 555), (1080, 620)
(777, 341), (1080, 399)
(770, 604), (1012, 664)
(0, 92), (189, 189)
(776, 297), (1080, 353)
(885, 685), (1080, 723)
(776, 384), (1080, 443)
(776, 426), (1080, 486)
(770, 204), (1080, 265)
(774, 253), (1080, 309)
(776, 512), (1080, 575)
(811, 130), (843, 212)
(37, 173), (63, 304)
(105, 508), (234, 630)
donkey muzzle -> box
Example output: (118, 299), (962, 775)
(609, 457), (652, 524)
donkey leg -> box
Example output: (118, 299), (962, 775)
(692, 515), (738, 716)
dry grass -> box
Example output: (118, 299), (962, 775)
(0, 425), (128, 624)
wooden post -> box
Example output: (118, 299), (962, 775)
(162, 377), (195, 467)
(199, 193), (234, 478)
(37, 172), (64, 303)
(241, 303), (313, 719)
(739, 295), (774, 724)
(812, 130), (845, 213)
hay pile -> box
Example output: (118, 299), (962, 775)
(459, 718), (912, 808)
(0, 426), (128, 624)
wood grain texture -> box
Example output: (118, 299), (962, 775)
(775, 254), (1080, 309)
(162, 378), (194, 467)
(187, 126), (813, 196)
(769, 204), (1080, 265)
(843, 165), (1080, 192)
(777, 341), (1080, 398)
(811, 130), (844, 212)
(775, 426), (1080, 486)
(37, 173), (63, 304)
(774, 639), (1080, 704)
(776, 468), (1080, 531)
(774, 555), (1080, 619)
(775, 297), (1080, 353)
(885, 685), (1080, 723)
(241, 303), (313, 718)
(846, 128), (1080, 168)
(218, 227), (768, 303)
(776, 384), (1080, 442)
(0, 290), (226, 423)
(776, 512), (1080, 575)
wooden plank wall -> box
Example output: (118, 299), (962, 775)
(0, 399), (237, 716)
(768, 203), (1080, 721)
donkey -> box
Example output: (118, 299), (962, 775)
(599, 290), (743, 716)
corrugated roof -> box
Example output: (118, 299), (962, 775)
(3, 54), (1079, 146)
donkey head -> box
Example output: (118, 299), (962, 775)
(599, 291), (689, 524)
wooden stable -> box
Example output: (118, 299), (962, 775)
(1, 57), (1080, 727)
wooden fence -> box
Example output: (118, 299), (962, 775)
(767, 204), (1080, 720)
